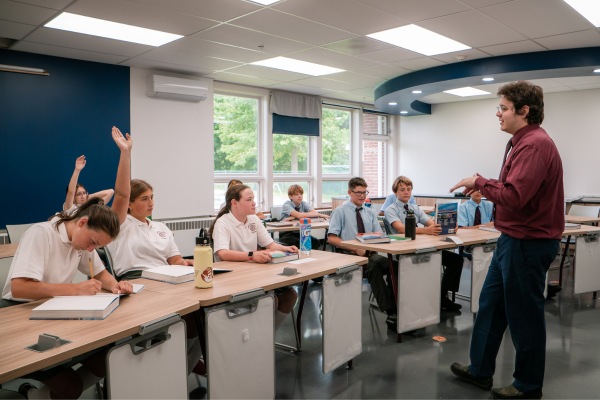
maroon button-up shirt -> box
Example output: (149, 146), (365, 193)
(475, 124), (564, 240)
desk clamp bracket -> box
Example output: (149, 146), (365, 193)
(129, 313), (181, 355)
(332, 264), (360, 286)
(226, 288), (266, 319)
(582, 233), (600, 243)
(481, 243), (496, 253)
(26, 333), (71, 353)
(403, 247), (437, 264)
(485, 238), (498, 245)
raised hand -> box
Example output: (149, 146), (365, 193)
(75, 155), (86, 171)
(112, 126), (132, 152)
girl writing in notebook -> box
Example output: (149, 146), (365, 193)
(209, 184), (298, 331)
(63, 155), (115, 214)
(1, 126), (133, 399)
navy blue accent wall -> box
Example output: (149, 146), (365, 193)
(0, 50), (130, 229)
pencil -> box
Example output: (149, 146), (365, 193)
(89, 256), (94, 279)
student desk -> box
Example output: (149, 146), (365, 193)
(135, 250), (367, 398)
(266, 221), (329, 250)
(0, 244), (18, 259)
(339, 236), (458, 340)
(0, 291), (199, 384)
(565, 215), (600, 224)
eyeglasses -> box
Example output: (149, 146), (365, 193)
(496, 105), (513, 113)
(75, 191), (87, 196)
(351, 190), (369, 197)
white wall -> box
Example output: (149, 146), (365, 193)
(399, 88), (600, 198)
(130, 68), (214, 218)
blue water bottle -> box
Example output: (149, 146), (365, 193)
(300, 218), (312, 255)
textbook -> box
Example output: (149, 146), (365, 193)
(30, 294), (119, 320)
(565, 222), (581, 230)
(356, 232), (391, 244)
(268, 251), (300, 264)
(434, 202), (458, 235)
(141, 265), (194, 284)
(388, 234), (410, 241)
(266, 221), (295, 227)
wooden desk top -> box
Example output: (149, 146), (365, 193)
(266, 221), (329, 233)
(565, 215), (600, 224)
(134, 250), (367, 307)
(0, 291), (199, 383)
(0, 243), (18, 259)
(340, 225), (600, 254)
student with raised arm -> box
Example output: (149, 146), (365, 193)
(384, 175), (463, 311)
(64, 155), (114, 214)
(209, 184), (298, 331)
(1, 126), (133, 399)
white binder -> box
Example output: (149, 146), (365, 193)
(322, 266), (362, 374)
(106, 314), (188, 399)
(206, 291), (275, 399)
(397, 251), (441, 333)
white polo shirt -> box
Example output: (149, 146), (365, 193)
(107, 214), (180, 277)
(212, 213), (274, 254)
(2, 218), (105, 302)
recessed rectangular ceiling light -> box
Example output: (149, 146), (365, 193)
(366, 24), (470, 56)
(45, 12), (183, 46)
(247, 0), (281, 5)
(444, 87), (491, 97)
(564, 0), (600, 27)
(251, 57), (344, 76)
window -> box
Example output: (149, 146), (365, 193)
(322, 108), (351, 175)
(273, 134), (309, 174)
(363, 112), (389, 136)
(272, 181), (310, 206)
(214, 181), (261, 211)
(321, 180), (348, 204)
(214, 94), (259, 175)
(362, 140), (388, 197)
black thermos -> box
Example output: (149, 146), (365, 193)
(405, 210), (416, 240)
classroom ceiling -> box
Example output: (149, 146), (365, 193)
(1, 0), (600, 112)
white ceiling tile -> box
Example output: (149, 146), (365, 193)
(193, 23), (311, 56)
(479, 0), (593, 39)
(358, 0), (470, 22)
(321, 37), (393, 56)
(535, 30), (600, 50)
(230, 8), (355, 46)
(0, 0), (59, 25)
(25, 27), (153, 57)
(458, 0), (513, 7)
(274, 0), (409, 35)
(330, 70), (385, 87)
(66, 0), (217, 36)
(358, 47), (421, 63)
(479, 40), (548, 56)
(353, 63), (411, 80)
(431, 49), (492, 64)
(12, 40), (130, 64)
(128, 0), (261, 22)
(164, 36), (267, 63)
(291, 47), (380, 70)
(209, 70), (283, 87)
(222, 64), (310, 82)
(292, 76), (365, 91)
(392, 57), (445, 71)
(14, 0), (73, 9)
(419, 10), (526, 48)
(137, 47), (243, 74)
(122, 57), (207, 76)
(0, 20), (35, 40)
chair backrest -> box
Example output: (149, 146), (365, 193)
(6, 223), (37, 244)
(568, 205), (600, 218)
(96, 247), (117, 278)
(383, 219), (393, 235)
(270, 206), (283, 221)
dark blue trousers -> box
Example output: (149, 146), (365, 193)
(468, 234), (559, 392)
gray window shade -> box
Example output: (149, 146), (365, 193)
(270, 91), (321, 136)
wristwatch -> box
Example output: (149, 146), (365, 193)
(248, 251), (254, 260)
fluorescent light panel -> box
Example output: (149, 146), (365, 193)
(367, 24), (470, 56)
(45, 12), (183, 47)
(564, 0), (600, 27)
(248, 0), (281, 5)
(444, 87), (491, 97)
(251, 57), (344, 76)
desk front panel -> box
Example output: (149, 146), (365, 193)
(0, 291), (199, 383)
(0, 244), (18, 259)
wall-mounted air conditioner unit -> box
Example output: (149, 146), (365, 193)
(147, 74), (208, 102)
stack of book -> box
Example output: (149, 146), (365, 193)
(355, 232), (391, 243)
(268, 251), (300, 263)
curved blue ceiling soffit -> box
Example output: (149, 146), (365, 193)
(374, 47), (600, 116)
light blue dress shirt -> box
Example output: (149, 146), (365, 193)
(458, 199), (494, 226)
(328, 200), (382, 240)
(384, 200), (430, 234)
(281, 199), (313, 220)
(380, 193), (417, 214)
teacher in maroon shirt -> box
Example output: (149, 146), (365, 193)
(449, 81), (563, 400)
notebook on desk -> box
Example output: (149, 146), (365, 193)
(30, 294), (120, 320)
